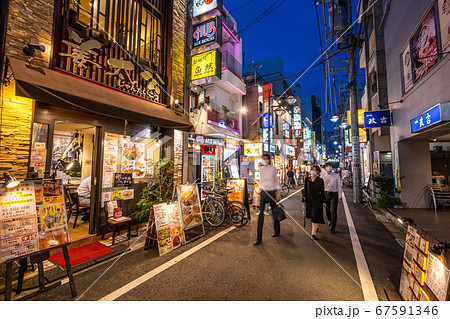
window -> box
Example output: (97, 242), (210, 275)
(66, 0), (163, 71)
(140, 8), (162, 67)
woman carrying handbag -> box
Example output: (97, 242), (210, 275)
(302, 165), (326, 240)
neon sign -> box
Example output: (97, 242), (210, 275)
(193, 17), (222, 48)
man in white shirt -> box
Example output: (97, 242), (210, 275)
(321, 163), (342, 233)
(77, 176), (91, 206)
(254, 154), (282, 245)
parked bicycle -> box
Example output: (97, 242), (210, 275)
(201, 185), (249, 228)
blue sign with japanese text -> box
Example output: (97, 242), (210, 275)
(262, 113), (273, 128)
(410, 104), (441, 133)
(364, 110), (392, 128)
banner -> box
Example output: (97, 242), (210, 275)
(439, 0), (450, 53)
(402, 45), (413, 92)
(411, 8), (438, 82)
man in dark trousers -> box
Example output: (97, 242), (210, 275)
(321, 162), (342, 232)
(287, 167), (295, 189)
(254, 154), (282, 245)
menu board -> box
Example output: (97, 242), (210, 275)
(103, 133), (119, 188)
(0, 183), (39, 261)
(153, 202), (185, 256)
(426, 253), (450, 301)
(121, 142), (145, 178)
(0, 180), (70, 262)
(114, 173), (133, 187)
(226, 179), (245, 204)
(37, 180), (69, 250)
(176, 185), (203, 230)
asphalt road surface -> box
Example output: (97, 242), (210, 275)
(30, 187), (404, 301)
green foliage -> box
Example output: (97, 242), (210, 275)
(131, 158), (175, 222)
(215, 170), (226, 189)
(371, 174), (405, 208)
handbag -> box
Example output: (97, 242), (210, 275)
(272, 203), (286, 222)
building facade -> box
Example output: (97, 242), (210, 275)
(0, 0), (191, 237)
(383, 0), (450, 207)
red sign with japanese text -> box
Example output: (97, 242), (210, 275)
(201, 145), (216, 155)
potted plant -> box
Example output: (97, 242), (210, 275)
(131, 158), (175, 229)
(371, 174), (406, 209)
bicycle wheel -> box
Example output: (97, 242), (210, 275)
(281, 183), (289, 198)
(202, 198), (225, 227)
(228, 201), (249, 227)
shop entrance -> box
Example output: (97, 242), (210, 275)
(51, 120), (97, 240)
(430, 134), (450, 186)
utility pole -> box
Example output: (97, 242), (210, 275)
(347, 1), (362, 203)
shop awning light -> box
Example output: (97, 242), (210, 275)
(340, 122), (348, 129)
(4, 172), (20, 188)
(65, 161), (74, 170)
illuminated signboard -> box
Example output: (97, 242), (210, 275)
(347, 109), (365, 126)
(244, 143), (263, 157)
(293, 106), (301, 114)
(193, 0), (223, 18)
(286, 145), (295, 157)
(364, 110), (392, 128)
(191, 50), (222, 81)
(410, 104), (442, 133)
(193, 17), (222, 48)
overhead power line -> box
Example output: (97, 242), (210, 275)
(229, 0), (257, 13)
(238, 0), (288, 35)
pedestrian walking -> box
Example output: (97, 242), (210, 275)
(287, 167), (295, 189)
(254, 154), (282, 245)
(322, 162), (342, 233)
(302, 165), (326, 240)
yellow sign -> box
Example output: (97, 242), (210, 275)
(349, 127), (368, 143)
(244, 143), (263, 157)
(347, 109), (365, 126)
(191, 50), (218, 80)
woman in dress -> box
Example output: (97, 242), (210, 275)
(302, 165), (326, 240)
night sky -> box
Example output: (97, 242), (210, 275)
(225, 0), (364, 131)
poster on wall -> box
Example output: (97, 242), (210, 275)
(176, 185), (203, 230)
(0, 182), (39, 262)
(402, 45), (414, 92)
(121, 141), (145, 178)
(103, 133), (119, 188)
(29, 149), (46, 178)
(411, 8), (438, 82)
(438, 0), (450, 53)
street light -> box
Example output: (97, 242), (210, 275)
(330, 115), (339, 122)
(283, 96), (297, 105)
(340, 122), (348, 129)
(241, 107), (247, 113)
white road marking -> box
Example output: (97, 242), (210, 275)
(342, 192), (379, 301)
(99, 226), (236, 301)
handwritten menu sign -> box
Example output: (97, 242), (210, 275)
(426, 253), (450, 301)
(114, 173), (133, 187)
(176, 185), (203, 230)
(0, 183), (39, 262)
(153, 202), (185, 256)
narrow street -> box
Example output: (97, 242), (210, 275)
(29, 188), (404, 301)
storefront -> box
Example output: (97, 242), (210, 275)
(1, 0), (191, 241)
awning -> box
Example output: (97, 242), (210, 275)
(7, 57), (193, 131)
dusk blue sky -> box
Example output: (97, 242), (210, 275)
(225, 0), (365, 131)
